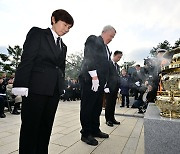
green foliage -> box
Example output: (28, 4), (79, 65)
(65, 51), (83, 79)
(0, 45), (22, 73)
(150, 40), (172, 56)
(173, 38), (180, 49)
(120, 61), (136, 69)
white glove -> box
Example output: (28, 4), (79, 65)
(118, 89), (121, 93)
(91, 79), (99, 92)
(12, 87), (29, 97)
(104, 88), (110, 93)
(135, 81), (140, 87)
(88, 70), (97, 77)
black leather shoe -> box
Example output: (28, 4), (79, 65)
(93, 131), (109, 138)
(120, 105), (124, 107)
(12, 110), (20, 115)
(81, 135), (98, 146)
(0, 113), (6, 118)
(113, 120), (120, 125)
(106, 121), (113, 127)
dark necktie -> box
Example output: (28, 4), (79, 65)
(56, 37), (61, 50)
(105, 45), (111, 60)
(114, 62), (118, 70)
(115, 62), (120, 75)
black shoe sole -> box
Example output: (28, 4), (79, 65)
(93, 133), (109, 138)
(113, 122), (120, 125)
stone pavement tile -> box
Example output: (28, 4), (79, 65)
(49, 143), (67, 154)
(50, 133), (65, 142)
(60, 140), (97, 154)
(122, 137), (139, 151)
(6, 127), (20, 134)
(51, 129), (81, 147)
(124, 108), (138, 115)
(0, 134), (19, 145)
(10, 150), (19, 154)
(92, 135), (128, 154)
(51, 125), (68, 135)
(130, 118), (144, 138)
(121, 117), (138, 126)
(56, 113), (79, 123)
(0, 132), (13, 139)
(114, 107), (130, 114)
(111, 124), (134, 138)
(58, 124), (81, 135)
(0, 141), (18, 154)
(60, 120), (80, 128)
(135, 130), (144, 154)
(122, 148), (136, 154)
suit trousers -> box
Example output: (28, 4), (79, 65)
(105, 89), (118, 122)
(80, 81), (104, 137)
(19, 87), (60, 154)
(122, 94), (130, 107)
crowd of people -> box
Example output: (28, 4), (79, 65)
(0, 73), (22, 118)
(61, 77), (81, 101)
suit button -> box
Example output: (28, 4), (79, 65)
(56, 66), (59, 69)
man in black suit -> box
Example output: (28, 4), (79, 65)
(104, 51), (122, 127)
(12, 9), (74, 154)
(132, 64), (146, 100)
(79, 25), (116, 146)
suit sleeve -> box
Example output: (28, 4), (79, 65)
(83, 35), (98, 72)
(13, 27), (41, 87)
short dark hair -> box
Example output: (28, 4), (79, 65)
(136, 64), (140, 67)
(114, 50), (123, 56)
(51, 9), (74, 27)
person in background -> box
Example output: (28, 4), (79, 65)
(104, 50), (122, 127)
(0, 77), (6, 118)
(6, 76), (22, 115)
(138, 83), (156, 113)
(12, 9), (74, 154)
(120, 69), (131, 108)
(2, 72), (9, 86)
(79, 25), (116, 146)
(131, 64), (146, 100)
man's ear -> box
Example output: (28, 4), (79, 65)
(51, 16), (55, 24)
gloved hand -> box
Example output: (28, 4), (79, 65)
(104, 88), (110, 93)
(118, 89), (121, 93)
(12, 87), (29, 97)
(91, 79), (99, 92)
(135, 81), (140, 87)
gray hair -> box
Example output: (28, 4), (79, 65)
(102, 25), (116, 33)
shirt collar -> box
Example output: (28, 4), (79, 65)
(50, 28), (60, 43)
(112, 59), (116, 65)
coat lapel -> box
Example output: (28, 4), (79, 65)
(45, 28), (61, 61)
(60, 39), (67, 59)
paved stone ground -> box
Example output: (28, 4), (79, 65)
(0, 99), (144, 154)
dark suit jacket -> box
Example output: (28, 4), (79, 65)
(106, 61), (120, 92)
(79, 35), (109, 87)
(13, 27), (67, 96)
(132, 69), (146, 84)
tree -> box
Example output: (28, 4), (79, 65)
(172, 38), (180, 49)
(120, 61), (136, 70)
(65, 51), (83, 79)
(0, 45), (23, 73)
(150, 40), (172, 56)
